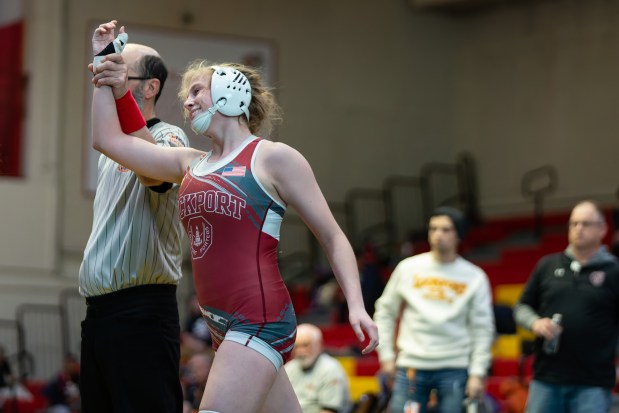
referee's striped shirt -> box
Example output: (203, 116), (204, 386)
(79, 120), (189, 297)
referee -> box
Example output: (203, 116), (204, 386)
(79, 38), (189, 413)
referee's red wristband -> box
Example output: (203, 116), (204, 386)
(115, 90), (146, 134)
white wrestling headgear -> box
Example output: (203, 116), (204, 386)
(191, 66), (252, 135)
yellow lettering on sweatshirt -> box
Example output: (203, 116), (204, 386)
(412, 275), (467, 303)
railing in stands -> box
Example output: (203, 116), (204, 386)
(521, 165), (558, 238)
(383, 174), (424, 246)
(59, 289), (87, 359)
(279, 202), (347, 283)
(0, 318), (29, 379)
(278, 152), (480, 281)
(346, 152), (479, 252)
(15, 304), (64, 380)
(344, 188), (390, 251)
(420, 152), (480, 225)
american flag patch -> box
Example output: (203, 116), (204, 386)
(222, 165), (246, 177)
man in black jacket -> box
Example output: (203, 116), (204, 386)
(515, 200), (619, 413)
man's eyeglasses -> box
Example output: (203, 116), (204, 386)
(568, 220), (603, 229)
(128, 76), (152, 81)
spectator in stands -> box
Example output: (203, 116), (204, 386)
(0, 346), (34, 413)
(356, 245), (385, 319)
(514, 200), (619, 413)
(374, 207), (495, 413)
(43, 353), (81, 413)
(0, 344), (14, 410)
(285, 323), (351, 413)
(182, 351), (213, 413)
(316, 245), (385, 326)
(611, 186), (619, 258)
(0, 345), (12, 390)
(181, 293), (213, 357)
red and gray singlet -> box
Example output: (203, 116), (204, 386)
(178, 136), (296, 359)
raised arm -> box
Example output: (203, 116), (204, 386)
(92, 52), (166, 186)
(92, 83), (198, 184)
(263, 143), (379, 354)
(91, 52), (153, 141)
(90, 21), (201, 184)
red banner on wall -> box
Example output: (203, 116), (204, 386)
(0, 12), (24, 176)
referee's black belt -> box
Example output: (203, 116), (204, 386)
(85, 284), (176, 306)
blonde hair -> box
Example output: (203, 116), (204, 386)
(178, 59), (282, 135)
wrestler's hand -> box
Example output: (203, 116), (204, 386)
(92, 20), (121, 56)
(91, 53), (129, 99)
(349, 306), (379, 354)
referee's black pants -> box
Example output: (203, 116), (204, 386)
(80, 284), (182, 413)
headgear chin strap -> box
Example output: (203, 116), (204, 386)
(190, 102), (222, 135)
(190, 65), (252, 135)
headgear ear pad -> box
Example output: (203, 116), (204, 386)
(191, 66), (252, 135)
(210, 66), (252, 119)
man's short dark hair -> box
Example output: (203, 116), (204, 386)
(138, 54), (168, 103)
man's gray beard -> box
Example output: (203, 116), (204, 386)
(298, 355), (317, 369)
(133, 86), (145, 111)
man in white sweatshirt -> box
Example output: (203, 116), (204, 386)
(373, 207), (495, 413)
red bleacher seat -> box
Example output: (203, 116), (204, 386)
(290, 285), (311, 316)
(501, 248), (542, 268)
(320, 324), (360, 349)
(539, 233), (567, 252)
(491, 358), (520, 377)
(1, 380), (49, 413)
(463, 225), (507, 248)
(355, 353), (380, 376)
(24, 380), (49, 412)
(3, 401), (34, 413)
(476, 262), (531, 287)
(485, 376), (506, 402)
